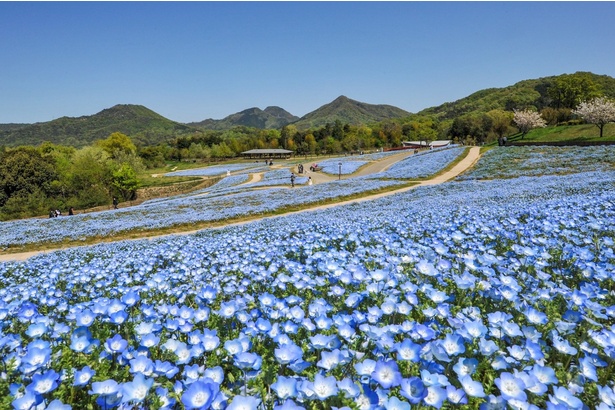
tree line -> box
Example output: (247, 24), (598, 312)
(0, 133), (141, 220)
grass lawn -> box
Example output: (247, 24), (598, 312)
(507, 122), (615, 144)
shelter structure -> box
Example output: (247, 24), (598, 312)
(240, 149), (293, 160)
(402, 140), (452, 149)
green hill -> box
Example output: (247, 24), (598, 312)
(420, 71), (615, 121)
(292, 95), (412, 130)
(189, 106), (298, 130)
(0, 104), (196, 147)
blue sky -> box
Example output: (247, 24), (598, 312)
(1, 2), (614, 124)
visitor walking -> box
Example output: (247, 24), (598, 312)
(308, 177), (313, 186)
(113, 197), (118, 210)
(290, 173), (296, 188)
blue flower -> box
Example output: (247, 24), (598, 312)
(27, 369), (60, 395)
(90, 379), (120, 396)
(227, 395), (261, 410)
(121, 373), (154, 404)
(181, 379), (220, 410)
(312, 374), (338, 400)
(73, 366), (96, 387)
(384, 396), (411, 410)
(423, 385), (447, 409)
(494, 372), (527, 402)
(234, 352), (262, 371)
(271, 376), (297, 400)
(399, 377), (428, 404)
(104, 334), (128, 354)
(46, 399), (72, 410)
(549, 386), (584, 409)
(459, 375), (485, 398)
(11, 390), (42, 410)
(274, 343), (303, 365)
(371, 359), (402, 389)
(396, 339), (422, 362)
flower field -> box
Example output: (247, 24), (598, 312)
(0, 148), (463, 249)
(2, 146), (615, 409)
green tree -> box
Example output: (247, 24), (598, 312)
(96, 132), (137, 159)
(112, 163), (140, 201)
(548, 73), (601, 109)
(487, 109), (513, 139)
(0, 147), (57, 207)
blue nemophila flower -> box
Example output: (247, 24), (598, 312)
(495, 372), (527, 402)
(121, 373), (154, 404)
(104, 334), (128, 354)
(459, 375), (486, 398)
(234, 352), (262, 371)
(371, 359), (402, 388)
(90, 379), (120, 396)
(11, 390), (42, 410)
(337, 378), (360, 398)
(274, 399), (305, 410)
(227, 394), (261, 410)
(73, 366), (96, 387)
(46, 399), (72, 410)
(447, 385), (468, 404)
(453, 357), (478, 377)
(440, 333), (466, 356)
(424, 385), (447, 409)
(549, 386), (584, 409)
(25, 322), (47, 338)
(396, 339), (422, 362)
(27, 369), (60, 395)
(75, 309), (97, 327)
(271, 376), (298, 400)
(399, 377), (428, 404)
(21, 345), (51, 373)
(385, 396), (411, 410)
(312, 374), (338, 400)
(181, 379), (220, 410)
(129, 355), (154, 376)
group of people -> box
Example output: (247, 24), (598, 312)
(49, 207), (74, 218)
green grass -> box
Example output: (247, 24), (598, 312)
(508, 123), (615, 144)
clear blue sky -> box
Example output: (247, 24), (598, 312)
(1, 2), (614, 124)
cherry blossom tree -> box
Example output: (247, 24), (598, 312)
(572, 97), (615, 137)
(513, 109), (547, 139)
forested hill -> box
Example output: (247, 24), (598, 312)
(0, 104), (195, 147)
(292, 95), (411, 129)
(419, 72), (615, 120)
(189, 106), (298, 130)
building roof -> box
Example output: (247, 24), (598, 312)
(241, 149), (293, 154)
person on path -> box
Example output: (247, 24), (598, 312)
(68, 207), (74, 216)
(290, 173), (296, 188)
(113, 197), (119, 210)
(308, 176), (313, 186)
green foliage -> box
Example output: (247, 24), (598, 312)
(0, 147), (57, 208)
(95, 132), (137, 158)
(112, 163), (140, 201)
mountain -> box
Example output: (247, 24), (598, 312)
(0, 104), (195, 147)
(292, 96), (411, 130)
(419, 71), (615, 120)
(189, 106), (298, 130)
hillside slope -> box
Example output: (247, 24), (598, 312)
(420, 72), (615, 120)
(292, 95), (412, 129)
(190, 106), (298, 130)
(0, 104), (195, 147)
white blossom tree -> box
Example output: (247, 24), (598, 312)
(513, 109), (547, 139)
(572, 97), (615, 138)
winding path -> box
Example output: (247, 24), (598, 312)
(0, 147), (481, 263)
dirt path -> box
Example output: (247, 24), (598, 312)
(0, 147), (480, 263)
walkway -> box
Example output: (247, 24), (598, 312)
(0, 147), (480, 263)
